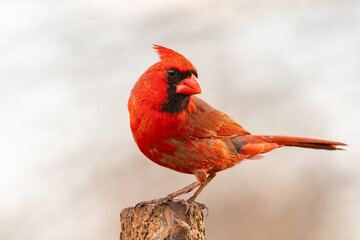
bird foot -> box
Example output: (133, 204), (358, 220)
(135, 198), (209, 216)
(185, 198), (209, 217)
(135, 196), (174, 215)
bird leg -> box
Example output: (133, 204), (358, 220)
(164, 181), (201, 200)
(182, 173), (216, 216)
(188, 173), (216, 201)
(135, 181), (201, 214)
(135, 170), (215, 216)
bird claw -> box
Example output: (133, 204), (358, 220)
(184, 199), (209, 217)
(134, 201), (148, 209)
(135, 197), (209, 217)
(149, 196), (174, 214)
(135, 196), (174, 215)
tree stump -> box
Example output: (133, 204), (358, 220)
(120, 200), (206, 240)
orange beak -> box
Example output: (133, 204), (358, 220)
(175, 74), (202, 95)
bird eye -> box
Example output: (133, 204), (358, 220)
(167, 68), (177, 78)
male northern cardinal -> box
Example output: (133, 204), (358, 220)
(128, 45), (346, 205)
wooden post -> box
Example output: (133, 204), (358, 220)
(120, 200), (206, 240)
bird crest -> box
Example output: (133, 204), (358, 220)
(153, 45), (197, 72)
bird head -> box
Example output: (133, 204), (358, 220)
(153, 45), (201, 95)
(131, 45), (201, 115)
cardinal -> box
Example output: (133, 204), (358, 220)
(128, 45), (346, 206)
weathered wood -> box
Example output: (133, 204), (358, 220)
(120, 200), (206, 240)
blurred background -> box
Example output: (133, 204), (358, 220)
(1, 0), (359, 239)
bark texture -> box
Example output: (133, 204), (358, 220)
(120, 200), (206, 240)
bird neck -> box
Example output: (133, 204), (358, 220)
(161, 94), (191, 114)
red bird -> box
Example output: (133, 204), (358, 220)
(128, 45), (346, 205)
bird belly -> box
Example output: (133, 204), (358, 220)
(148, 138), (246, 175)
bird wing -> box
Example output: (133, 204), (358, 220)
(186, 96), (250, 139)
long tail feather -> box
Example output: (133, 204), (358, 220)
(253, 135), (347, 150)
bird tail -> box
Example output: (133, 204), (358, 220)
(238, 135), (346, 157)
(256, 135), (347, 150)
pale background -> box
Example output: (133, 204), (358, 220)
(1, 0), (359, 239)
